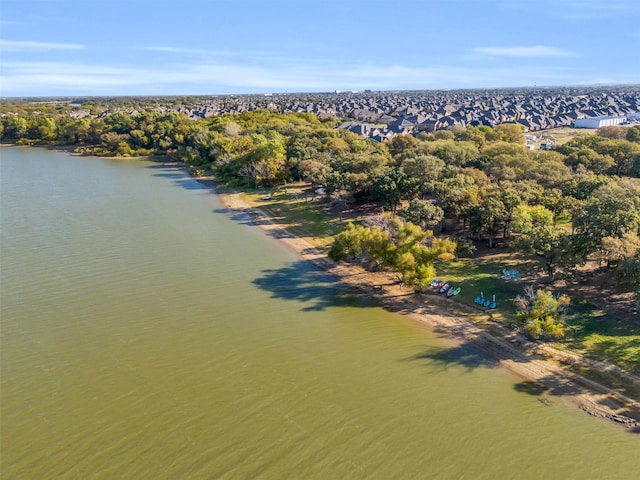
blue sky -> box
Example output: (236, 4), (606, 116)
(1, 0), (638, 96)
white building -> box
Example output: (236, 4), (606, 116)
(574, 115), (627, 129)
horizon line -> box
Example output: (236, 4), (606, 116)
(2, 82), (640, 100)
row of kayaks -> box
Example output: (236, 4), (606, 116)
(430, 280), (461, 297)
(475, 293), (497, 309)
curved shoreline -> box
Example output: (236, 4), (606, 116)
(207, 180), (640, 431)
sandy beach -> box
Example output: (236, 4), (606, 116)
(209, 182), (640, 431)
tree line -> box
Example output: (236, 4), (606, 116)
(1, 103), (639, 301)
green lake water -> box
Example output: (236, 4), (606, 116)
(1, 147), (638, 479)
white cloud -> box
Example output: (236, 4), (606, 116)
(0, 39), (86, 52)
(562, 1), (640, 11)
(1, 58), (627, 96)
(472, 46), (578, 58)
(557, 0), (640, 20)
(141, 46), (212, 55)
(139, 45), (314, 64)
(0, 62), (149, 93)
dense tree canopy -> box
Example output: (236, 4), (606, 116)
(2, 102), (638, 293)
(329, 215), (456, 290)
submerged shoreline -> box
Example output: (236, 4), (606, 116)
(199, 176), (640, 431)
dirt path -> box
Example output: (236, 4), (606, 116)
(215, 186), (640, 431)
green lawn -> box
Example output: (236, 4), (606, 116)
(563, 301), (640, 376)
(432, 254), (537, 317)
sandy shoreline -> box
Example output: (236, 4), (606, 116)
(205, 179), (640, 431)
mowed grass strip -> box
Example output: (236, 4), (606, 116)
(563, 301), (640, 377)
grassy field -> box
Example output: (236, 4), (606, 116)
(433, 255), (531, 314)
(563, 300), (640, 377)
(231, 182), (640, 378)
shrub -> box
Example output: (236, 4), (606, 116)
(515, 286), (570, 340)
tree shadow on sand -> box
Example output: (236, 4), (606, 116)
(514, 376), (584, 397)
(252, 260), (372, 312)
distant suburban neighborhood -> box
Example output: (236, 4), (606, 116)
(49, 85), (640, 142)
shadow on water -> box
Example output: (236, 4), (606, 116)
(149, 166), (314, 240)
(174, 178), (210, 190)
(407, 340), (500, 372)
(148, 164), (211, 190)
(150, 171), (185, 179)
(514, 375), (640, 432)
(252, 260), (371, 312)
(212, 207), (310, 240)
(213, 207), (284, 229)
(409, 342), (640, 432)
